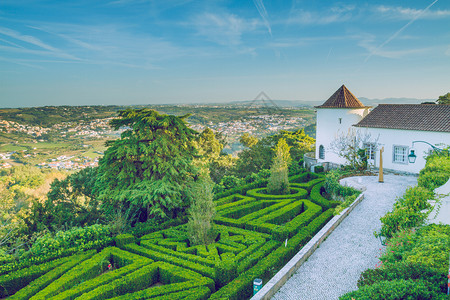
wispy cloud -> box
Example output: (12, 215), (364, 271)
(376, 4), (450, 20)
(0, 27), (57, 52)
(1, 22), (187, 69)
(0, 26), (79, 60)
(190, 12), (260, 47)
(287, 4), (355, 25)
(364, 0), (440, 63)
(253, 0), (271, 36)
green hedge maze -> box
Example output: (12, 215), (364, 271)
(1, 172), (338, 299)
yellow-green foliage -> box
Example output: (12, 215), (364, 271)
(418, 155), (450, 190)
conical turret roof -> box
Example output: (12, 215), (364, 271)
(316, 85), (366, 108)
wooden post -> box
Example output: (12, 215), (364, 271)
(379, 147), (384, 183)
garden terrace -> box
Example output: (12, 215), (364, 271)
(1, 171), (341, 299)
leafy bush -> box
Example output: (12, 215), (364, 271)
(25, 224), (111, 258)
(377, 186), (434, 239)
(333, 194), (358, 215)
(418, 155), (450, 190)
(378, 207), (427, 239)
(357, 261), (448, 293)
(314, 165), (324, 173)
(340, 279), (442, 300)
(115, 234), (135, 248)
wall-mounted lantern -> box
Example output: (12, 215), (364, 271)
(408, 150), (417, 164)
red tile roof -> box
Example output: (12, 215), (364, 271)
(354, 104), (450, 133)
(316, 85), (366, 108)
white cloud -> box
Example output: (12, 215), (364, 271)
(190, 12), (260, 46)
(0, 27), (80, 61)
(287, 4), (355, 25)
(375, 4), (450, 20)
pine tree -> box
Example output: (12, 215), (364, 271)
(267, 138), (291, 195)
(94, 108), (199, 220)
(187, 178), (216, 246)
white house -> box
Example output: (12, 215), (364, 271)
(314, 85), (450, 174)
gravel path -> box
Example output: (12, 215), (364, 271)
(272, 174), (417, 300)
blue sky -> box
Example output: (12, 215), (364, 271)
(0, 0), (449, 107)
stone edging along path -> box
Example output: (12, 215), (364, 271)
(251, 191), (365, 300)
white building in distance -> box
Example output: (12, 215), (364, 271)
(314, 85), (450, 174)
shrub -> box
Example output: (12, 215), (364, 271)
(131, 217), (185, 238)
(309, 183), (341, 210)
(401, 224), (450, 273)
(0, 255), (69, 297)
(333, 194), (358, 215)
(357, 261), (448, 293)
(324, 169), (341, 197)
(246, 187), (307, 199)
(123, 243), (215, 280)
(29, 247), (151, 299)
(6, 250), (96, 299)
(314, 165), (324, 173)
(378, 207), (427, 239)
(106, 262), (214, 300)
(24, 224), (111, 258)
(0, 238), (113, 276)
(394, 186), (433, 211)
(214, 179), (268, 200)
(418, 172), (450, 190)
(115, 234), (135, 248)
(340, 279), (442, 300)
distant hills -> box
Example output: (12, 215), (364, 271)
(226, 97), (434, 108)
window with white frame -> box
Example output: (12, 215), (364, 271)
(393, 145), (408, 164)
(364, 143), (376, 160)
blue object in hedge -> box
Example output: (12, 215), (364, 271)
(253, 278), (263, 295)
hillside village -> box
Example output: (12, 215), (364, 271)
(0, 107), (313, 170)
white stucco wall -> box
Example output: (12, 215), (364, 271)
(360, 127), (449, 174)
(315, 107), (449, 174)
(315, 107), (370, 165)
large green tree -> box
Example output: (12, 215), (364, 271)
(234, 129), (314, 177)
(94, 108), (200, 220)
(436, 92), (450, 105)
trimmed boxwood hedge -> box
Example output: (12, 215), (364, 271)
(215, 194), (255, 209)
(209, 209), (334, 300)
(214, 179), (268, 200)
(215, 200), (291, 228)
(107, 262), (214, 300)
(288, 172), (322, 183)
(0, 238), (113, 276)
(246, 187), (308, 199)
(122, 243), (216, 280)
(7, 250), (96, 300)
(310, 182), (341, 209)
(115, 234), (135, 248)
(290, 177), (324, 192)
(27, 247), (151, 299)
(149, 286), (211, 300)
(0, 256), (69, 298)
(271, 200), (322, 241)
(6, 171), (349, 299)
